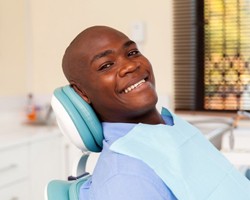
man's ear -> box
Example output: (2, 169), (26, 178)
(71, 83), (91, 104)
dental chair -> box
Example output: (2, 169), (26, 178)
(45, 85), (104, 200)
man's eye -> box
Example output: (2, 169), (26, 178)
(128, 50), (140, 57)
(99, 63), (113, 71)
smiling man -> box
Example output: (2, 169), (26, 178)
(62, 26), (176, 199)
(61, 25), (250, 200)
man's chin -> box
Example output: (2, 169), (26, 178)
(128, 94), (158, 112)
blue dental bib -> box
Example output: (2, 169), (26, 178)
(110, 110), (250, 200)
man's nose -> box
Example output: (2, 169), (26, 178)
(118, 59), (139, 77)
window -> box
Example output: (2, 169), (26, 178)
(174, 0), (250, 111)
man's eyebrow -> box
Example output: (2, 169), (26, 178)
(91, 50), (113, 64)
(90, 40), (136, 64)
(123, 40), (136, 48)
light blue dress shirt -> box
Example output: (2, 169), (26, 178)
(79, 113), (177, 200)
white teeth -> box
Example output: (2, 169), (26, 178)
(124, 79), (146, 93)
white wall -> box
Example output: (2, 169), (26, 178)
(0, 0), (27, 96)
(0, 0), (174, 107)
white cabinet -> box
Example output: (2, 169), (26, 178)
(0, 145), (29, 200)
(0, 145), (29, 188)
(0, 128), (64, 200)
(29, 133), (64, 200)
(0, 124), (98, 200)
(0, 181), (29, 200)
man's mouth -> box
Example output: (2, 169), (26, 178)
(123, 79), (146, 94)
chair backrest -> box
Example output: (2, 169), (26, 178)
(46, 85), (104, 200)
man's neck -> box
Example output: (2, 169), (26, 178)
(125, 108), (165, 125)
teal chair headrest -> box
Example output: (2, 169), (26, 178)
(51, 85), (103, 152)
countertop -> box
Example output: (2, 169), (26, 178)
(0, 111), (61, 150)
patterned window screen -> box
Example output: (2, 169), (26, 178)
(174, 0), (250, 111)
(204, 0), (250, 111)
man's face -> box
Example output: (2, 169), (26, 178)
(74, 28), (158, 122)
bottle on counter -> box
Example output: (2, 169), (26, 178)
(26, 93), (37, 122)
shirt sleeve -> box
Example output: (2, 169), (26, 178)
(90, 173), (176, 200)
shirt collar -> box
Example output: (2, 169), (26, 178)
(102, 107), (174, 144)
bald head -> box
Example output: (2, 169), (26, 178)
(62, 26), (129, 86)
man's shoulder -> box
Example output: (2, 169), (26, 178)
(89, 150), (172, 199)
(91, 146), (162, 186)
